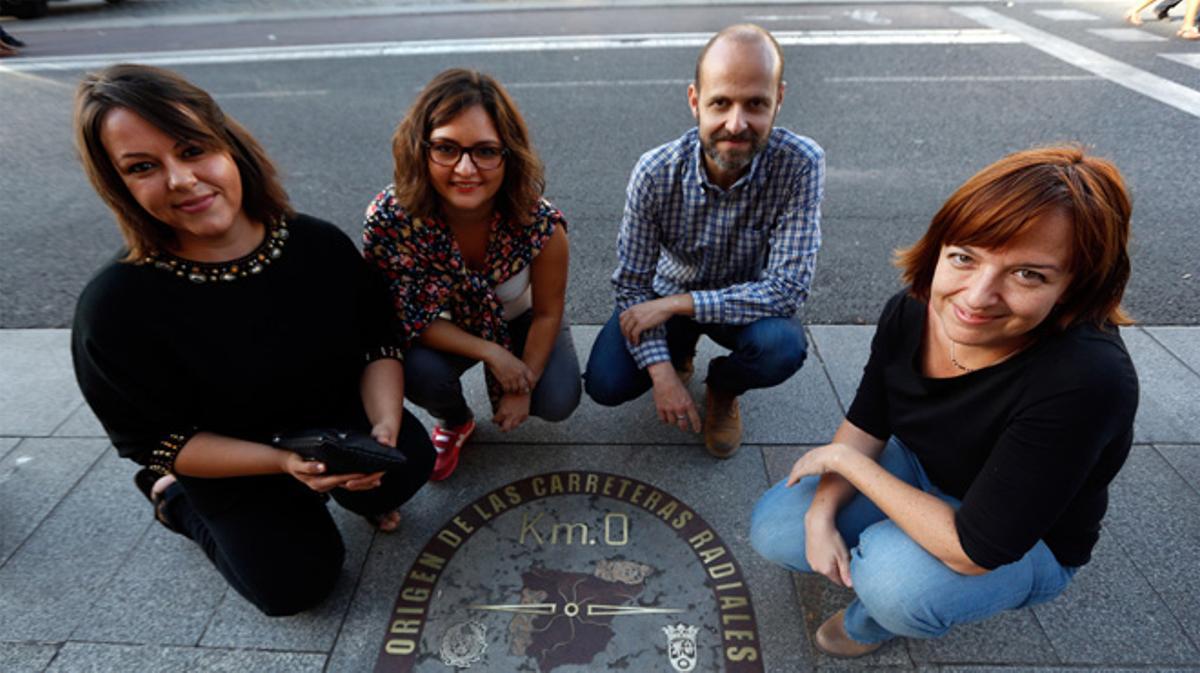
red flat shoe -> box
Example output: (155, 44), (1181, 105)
(429, 419), (475, 481)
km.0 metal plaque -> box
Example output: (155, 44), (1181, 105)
(375, 471), (763, 672)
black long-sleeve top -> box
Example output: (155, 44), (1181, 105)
(72, 214), (402, 475)
(846, 291), (1139, 569)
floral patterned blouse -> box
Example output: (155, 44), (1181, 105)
(362, 185), (566, 403)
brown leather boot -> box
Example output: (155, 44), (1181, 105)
(814, 609), (882, 658)
(703, 384), (741, 458)
(675, 357), (695, 385)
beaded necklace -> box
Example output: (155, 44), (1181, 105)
(143, 218), (288, 283)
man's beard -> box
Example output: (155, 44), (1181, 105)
(701, 128), (769, 174)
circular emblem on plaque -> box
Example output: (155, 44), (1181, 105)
(374, 471), (763, 672)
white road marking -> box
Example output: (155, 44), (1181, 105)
(0, 29), (1019, 73)
(743, 14), (833, 21)
(846, 9), (894, 25)
(1087, 28), (1170, 41)
(955, 7), (1200, 117)
(505, 79), (690, 89)
(1161, 53), (1200, 69)
(10, 0), (1019, 33)
(213, 89), (329, 99)
(825, 74), (1099, 81)
(1033, 9), (1101, 20)
(0, 69), (72, 89)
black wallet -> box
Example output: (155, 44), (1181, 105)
(272, 429), (409, 475)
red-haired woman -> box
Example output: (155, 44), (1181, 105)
(363, 69), (579, 481)
(750, 146), (1139, 657)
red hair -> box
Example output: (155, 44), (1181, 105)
(896, 145), (1132, 328)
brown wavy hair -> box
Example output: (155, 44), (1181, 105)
(896, 145), (1132, 329)
(74, 64), (292, 262)
(391, 68), (544, 225)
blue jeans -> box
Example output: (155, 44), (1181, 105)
(749, 438), (1077, 644)
(404, 312), (581, 425)
(583, 309), (807, 404)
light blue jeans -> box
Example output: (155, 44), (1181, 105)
(749, 438), (1077, 644)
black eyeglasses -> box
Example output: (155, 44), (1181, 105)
(422, 140), (508, 170)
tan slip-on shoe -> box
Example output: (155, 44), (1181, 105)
(703, 384), (741, 458)
(814, 609), (883, 658)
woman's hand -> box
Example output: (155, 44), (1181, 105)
(493, 392), (531, 432)
(485, 344), (536, 394)
(786, 443), (849, 487)
(282, 452), (384, 493)
(805, 515), (854, 588)
(371, 417), (401, 447)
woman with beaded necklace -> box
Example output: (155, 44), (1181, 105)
(363, 69), (579, 481)
(71, 64), (435, 617)
(750, 146), (1139, 657)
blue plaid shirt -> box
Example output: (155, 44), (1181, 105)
(612, 127), (825, 368)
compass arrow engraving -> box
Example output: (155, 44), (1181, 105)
(469, 603), (557, 615)
(469, 602), (682, 617)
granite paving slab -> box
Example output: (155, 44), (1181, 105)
(0, 437), (108, 566)
(328, 443), (808, 672)
(935, 668), (1200, 672)
(0, 641), (60, 673)
(1033, 532), (1198, 665)
(52, 402), (106, 438)
(407, 326), (844, 448)
(199, 505), (376, 651)
(0, 330), (83, 437)
(1103, 446), (1200, 646)
(807, 325), (874, 413)
(1146, 326), (1200, 375)
(1159, 444), (1200, 492)
(816, 662), (916, 667)
(44, 642), (327, 672)
(0, 451), (148, 641)
(1123, 328), (1200, 444)
(70, 524), (228, 646)
(0, 436), (21, 466)
(905, 610), (1057, 665)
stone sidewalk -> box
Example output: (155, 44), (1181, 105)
(1, 324), (1199, 672)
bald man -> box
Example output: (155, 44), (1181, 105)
(584, 24), (825, 457)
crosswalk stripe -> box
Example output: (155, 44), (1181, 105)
(955, 6), (1200, 118)
(1034, 9), (1100, 21)
(1161, 53), (1200, 70)
(1087, 28), (1170, 42)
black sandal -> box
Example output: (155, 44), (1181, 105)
(134, 468), (179, 533)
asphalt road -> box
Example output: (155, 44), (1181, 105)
(1, 1), (1197, 328)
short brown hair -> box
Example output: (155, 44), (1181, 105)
(694, 24), (785, 91)
(896, 145), (1132, 329)
(391, 68), (544, 225)
(74, 64), (292, 261)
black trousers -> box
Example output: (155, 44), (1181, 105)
(161, 409), (434, 616)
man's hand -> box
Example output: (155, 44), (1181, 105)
(648, 362), (701, 432)
(484, 344), (536, 394)
(620, 296), (689, 345)
(282, 452), (384, 493)
(492, 392), (531, 432)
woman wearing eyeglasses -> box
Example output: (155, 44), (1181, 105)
(363, 69), (579, 481)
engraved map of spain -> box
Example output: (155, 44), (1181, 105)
(507, 560), (655, 672)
